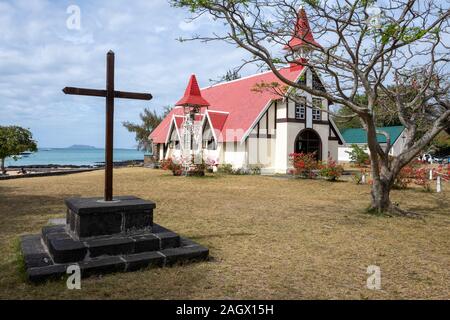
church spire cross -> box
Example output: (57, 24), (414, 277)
(63, 51), (153, 202)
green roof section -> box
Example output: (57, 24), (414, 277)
(341, 126), (405, 144)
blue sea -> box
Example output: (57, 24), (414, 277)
(5, 148), (146, 167)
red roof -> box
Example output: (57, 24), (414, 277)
(150, 66), (304, 143)
(175, 74), (210, 107)
(285, 8), (321, 50)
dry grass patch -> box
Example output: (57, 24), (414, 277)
(0, 168), (448, 299)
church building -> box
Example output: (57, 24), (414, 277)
(150, 9), (344, 174)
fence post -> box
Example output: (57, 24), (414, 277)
(437, 175), (442, 193)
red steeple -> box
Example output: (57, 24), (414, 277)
(176, 74), (210, 107)
(284, 8), (321, 50)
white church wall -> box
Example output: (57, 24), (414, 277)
(203, 148), (220, 163)
(277, 100), (286, 119)
(328, 140), (339, 161)
(223, 141), (247, 169)
(274, 122), (289, 173)
(245, 136), (274, 168)
(159, 145), (164, 160)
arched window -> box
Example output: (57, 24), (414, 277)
(295, 129), (322, 160)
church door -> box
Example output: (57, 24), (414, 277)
(294, 129), (322, 160)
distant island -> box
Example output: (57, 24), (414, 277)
(67, 145), (97, 149)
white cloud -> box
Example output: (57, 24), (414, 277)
(178, 20), (198, 31)
(154, 26), (167, 33)
(0, 0), (250, 148)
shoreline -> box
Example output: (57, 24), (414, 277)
(5, 159), (144, 169)
(1, 160), (144, 180)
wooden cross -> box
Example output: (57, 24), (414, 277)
(63, 51), (152, 201)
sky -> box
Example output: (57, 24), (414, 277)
(0, 0), (253, 148)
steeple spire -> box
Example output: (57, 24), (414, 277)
(176, 74), (210, 107)
(284, 7), (321, 52)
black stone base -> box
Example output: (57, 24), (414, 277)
(21, 223), (209, 283)
(20, 196), (208, 282)
(65, 196), (156, 239)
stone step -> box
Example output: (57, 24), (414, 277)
(26, 240), (209, 282)
(20, 235), (52, 269)
(40, 223), (182, 264)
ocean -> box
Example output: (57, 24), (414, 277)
(5, 148), (146, 167)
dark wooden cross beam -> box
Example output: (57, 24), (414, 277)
(63, 51), (152, 202)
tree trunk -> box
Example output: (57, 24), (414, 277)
(0, 158), (5, 174)
(370, 176), (393, 213)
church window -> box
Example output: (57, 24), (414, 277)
(295, 96), (306, 120)
(312, 98), (322, 120)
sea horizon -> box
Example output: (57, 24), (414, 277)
(5, 147), (146, 167)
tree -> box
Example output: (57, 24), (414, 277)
(0, 126), (37, 174)
(211, 69), (242, 84)
(346, 144), (370, 167)
(334, 92), (403, 130)
(172, 0), (450, 215)
(122, 107), (172, 153)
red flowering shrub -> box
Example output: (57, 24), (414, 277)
(394, 165), (415, 189)
(318, 158), (344, 181)
(435, 164), (450, 182)
(413, 167), (431, 192)
(289, 152), (318, 178)
(160, 158), (183, 176)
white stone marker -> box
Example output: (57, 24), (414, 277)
(362, 173), (366, 184)
(429, 169), (433, 180)
(436, 175), (442, 193)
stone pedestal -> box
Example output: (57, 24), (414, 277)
(65, 196), (155, 239)
(20, 196), (209, 282)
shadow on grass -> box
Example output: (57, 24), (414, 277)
(189, 232), (255, 241)
(0, 187), (75, 236)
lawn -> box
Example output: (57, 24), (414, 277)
(0, 168), (448, 299)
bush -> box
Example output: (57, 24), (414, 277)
(205, 158), (218, 173)
(160, 158), (183, 176)
(232, 168), (247, 175)
(289, 152), (318, 178)
(217, 163), (234, 174)
(318, 159), (344, 181)
(413, 167), (432, 192)
(346, 144), (370, 167)
(353, 171), (363, 184)
(393, 165), (415, 189)
(436, 164), (450, 181)
(187, 159), (206, 176)
(247, 164), (262, 175)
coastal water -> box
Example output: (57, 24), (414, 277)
(5, 148), (146, 167)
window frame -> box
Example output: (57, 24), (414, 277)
(295, 96), (306, 120)
(312, 98), (322, 121)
